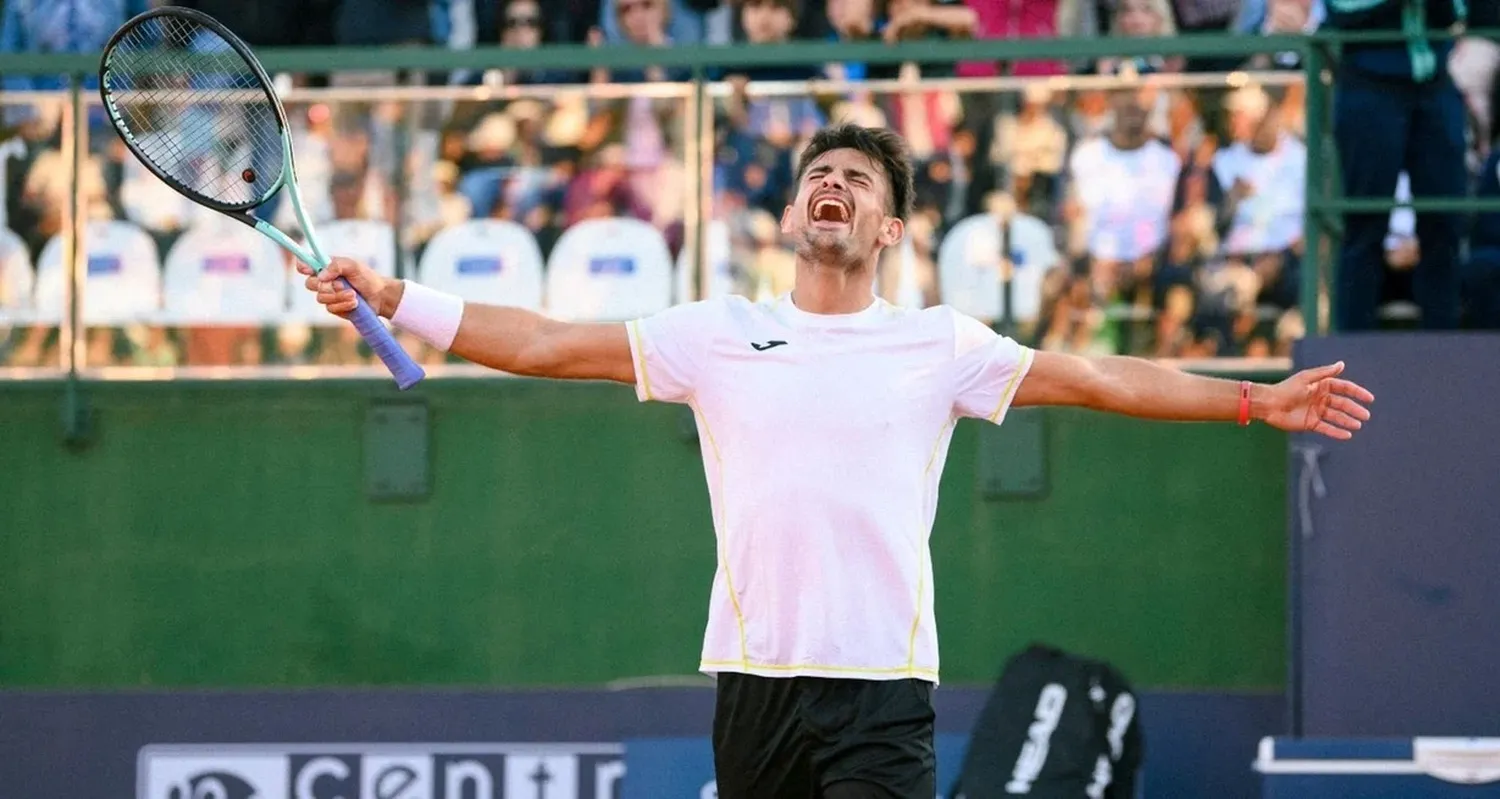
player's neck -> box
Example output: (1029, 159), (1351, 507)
(791, 260), (878, 315)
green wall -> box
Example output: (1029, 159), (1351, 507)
(0, 379), (1287, 689)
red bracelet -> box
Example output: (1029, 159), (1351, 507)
(1238, 381), (1251, 426)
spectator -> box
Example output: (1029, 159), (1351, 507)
(591, 0), (691, 82)
(1450, 29), (1498, 158)
(175, 0), (336, 47)
(452, 112), (519, 218)
(561, 144), (652, 227)
(1211, 85), (1306, 309)
(1168, 0), (1242, 71)
(1464, 148), (1500, 329)
(1327, 0), (1467, 331)
(599, 0), (711, 45)
(1162, 161), (1220, 303)
(0, 0), (148, 132)
(724, 0), (825, 138)
(1098, 0), (1184, 75)
(1066, 86), (1182, 305)
(717, 1), (825, 225)
(953, 0), (1067, 218)
(334, 0), (436, 46)
(485, 0), (587, 86)
(883, 0), (980, 50)
(958, 0), (1068, 79)
(826, 0), (976, 81)
(1055, 0), (1114, 44)
(1235, 0), (1326, 70)
(730, 0), (823, 82)
(992, 84), (1069, 220)
(585, 0), (688, 237)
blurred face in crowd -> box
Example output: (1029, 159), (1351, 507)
(501, 0), (543, 48)
(618, 0), (667, 45)
(1115, 0), (1164, 36)
(1109, 89), (1149, 143)
(781, 147), (901, 270)
(827, 0), (875, 37)
(742, 0), (797, 44)
(1227, 89), (1281, 150)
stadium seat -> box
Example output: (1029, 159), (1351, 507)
(417, 219), (544, 310)
(286, 219), (401, 327)
(33, 220), (162, 325)
(674, 218), (736, 304)
(0, 228), (34, 324)
(545, 217), (673, 321)
(160, 218), (287, 325)
(938, 212), (1060, 325)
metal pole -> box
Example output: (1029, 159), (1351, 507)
(392, 99), (415, 287)
(1300, 43), (1326, 338)
(61, 74), (91, 448)
(691, 65), (708, 302)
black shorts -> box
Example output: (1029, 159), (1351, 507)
(712, 672), (937, 799)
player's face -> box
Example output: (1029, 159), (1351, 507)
(781, 148), (901, 269)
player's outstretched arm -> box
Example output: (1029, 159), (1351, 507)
(299, 258), (635, 384)
(1013, 350), (1375, 440)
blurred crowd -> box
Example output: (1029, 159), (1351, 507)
(0, 0), (1497, 369)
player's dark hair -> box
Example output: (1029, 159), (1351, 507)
(795, 124), (914, 221)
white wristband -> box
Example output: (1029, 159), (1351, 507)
(390, 280), (464, 351)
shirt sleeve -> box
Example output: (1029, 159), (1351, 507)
(625, 299), (719, 405)
(950, 309), (1036, 424)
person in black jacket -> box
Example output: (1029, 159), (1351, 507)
(174, 0), (337, 47)
(1327, 0), (1468, 331)
(1464, 148), (1500, 329)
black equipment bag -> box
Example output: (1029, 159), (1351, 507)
(951, 643), (1144, 799)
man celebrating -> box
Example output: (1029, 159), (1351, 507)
(301, 124), (1373, 798)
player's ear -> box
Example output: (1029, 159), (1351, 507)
(780, 205), (793, 234)
(879, 216), (904, 247)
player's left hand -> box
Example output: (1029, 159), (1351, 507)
(1259, 361), (1374, 440)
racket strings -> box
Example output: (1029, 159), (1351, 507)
(102, 14), (284, 209)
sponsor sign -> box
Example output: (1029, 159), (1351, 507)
(138, 744), (625, 799)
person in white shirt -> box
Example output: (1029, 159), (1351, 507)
(1067, 88), (1182, 302)
(297, 124), (1374, 799)
(1212, 85), (1308, 309)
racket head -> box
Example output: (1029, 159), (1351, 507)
(99, 7), (291, 215)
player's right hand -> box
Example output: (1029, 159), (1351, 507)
(296, 257), (398, 319)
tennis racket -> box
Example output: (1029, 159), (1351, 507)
(98, 6), (425, 389)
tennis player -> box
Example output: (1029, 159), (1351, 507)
(301, 124), (1373, 798)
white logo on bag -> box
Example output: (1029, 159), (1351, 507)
(1005, 683), (1068, 794)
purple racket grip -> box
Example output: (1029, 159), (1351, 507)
(339, 277), (425, 390)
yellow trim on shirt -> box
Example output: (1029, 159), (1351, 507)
(988, 345), (1034, 423)
(691, 398), (750, 669)
(906, 416), (953, 671)
(700, 659), (939, 680)
(629, 319), (654, 401)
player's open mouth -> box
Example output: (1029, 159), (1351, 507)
(810, 195), (851, 226)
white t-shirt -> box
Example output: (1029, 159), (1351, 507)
(627, 293), (1035, 683)
(1069, 137), (1181, 262)
(1211, 135), (1307, 255)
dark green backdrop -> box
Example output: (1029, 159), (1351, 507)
(0, 379), (1286, 689)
